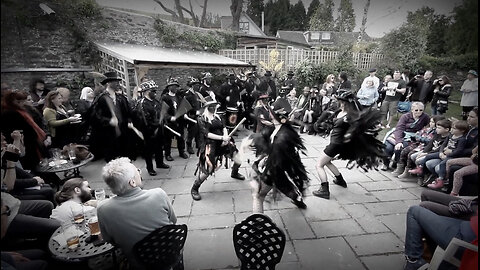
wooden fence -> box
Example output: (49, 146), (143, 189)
(218, 48), (384, 72)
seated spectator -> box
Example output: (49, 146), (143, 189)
(97, 157), (176, 269)
(1, 200), (49, 270)
(420, 189), (478, 220)
(431, 75), (452, 116)
(405, 119), (451, 180)
(356, 78), (379, 109)
(286, 89), (298, 109)
(381, 102), (430, 171)
(337, 71), (352, 91)
(463, 107), (478, 158)
(421, 120), (469, 189)
(395, 115), (444, 178)
(290, 87), (310, 122)
(1, 90), (50, 171)
(50, 178), (96, 223)
(43, 90), (81, 148)
(445, 146), (478, 196)
(322, 74), (337, 96)
(1, 152), (60, 248)
(403, 204), (477, 270)
(301, 86), (321, 134)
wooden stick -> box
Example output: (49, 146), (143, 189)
(228, 117), (246, 137)
(164, 125), (181, 137)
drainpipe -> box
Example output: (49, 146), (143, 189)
(261, 11), (264, 33)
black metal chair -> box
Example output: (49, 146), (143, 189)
(233, 214), (286, 270)
(133, 224), (188, 270)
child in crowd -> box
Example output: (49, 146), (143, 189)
(445, 145), (478, 196)
(419, 120), (469, 188)
(408, 119), (452, 185)
(395, 115), (445, 178)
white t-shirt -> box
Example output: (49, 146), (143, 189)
(50, 200), (95, 224)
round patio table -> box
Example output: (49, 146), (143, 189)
(36, 153), (94, 177)
(48, 210), (117, 269)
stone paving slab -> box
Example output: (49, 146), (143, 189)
(76, 130), (428, 269)
(360, 254), (405, 270)
(293, 238), (366, 270)
(345, 232), (404, 256)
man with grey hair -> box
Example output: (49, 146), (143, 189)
(97, 157), (177, 269)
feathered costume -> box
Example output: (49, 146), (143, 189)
(333, 92), (385, 171)
(243, 107), (309, 212)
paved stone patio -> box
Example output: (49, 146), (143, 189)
(78, 128), (426, 270)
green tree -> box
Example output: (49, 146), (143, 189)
(425, 15), (450, 56)
(264, 0), (275, 35)
(306, 0), (320, 21)
(246, 0), (264, 28)
(335, 0), (355, 32)
(445, 0), (478, 54)
(268, 0), (290, 34)
(308, 0), (335, 31)
(288, 0), (307, 31)
(380, 7), (436, 71)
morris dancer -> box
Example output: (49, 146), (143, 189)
(243, 103), (309, 213)
(312, 90), (385, 199)
(190, 97), (245, 201)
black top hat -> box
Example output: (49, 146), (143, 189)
(368, 68), (377, 73)
(264, 70), (272, 77)
(101, 72), (121, 85)
(287, 70), (294, 76)
(187, 77), (201, 86)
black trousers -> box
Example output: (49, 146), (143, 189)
(164, 124), (186, 156)
(143, 129), (165, 170)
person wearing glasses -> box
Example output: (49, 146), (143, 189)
(381, 102), (430, 171)
(431, 75), (452, 115)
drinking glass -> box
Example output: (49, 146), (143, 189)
(68, 149), (76, 160)
(95, 189), (105, 201)
(88, 216), (100, 236)
(62, 223), (80, 250)
(71, 205), (85, 224)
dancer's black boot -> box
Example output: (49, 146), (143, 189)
(312, 182), (330, 199)
(333, 174), (347, 188)
(231, 163), (245, 180)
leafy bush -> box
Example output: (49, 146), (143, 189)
(418, 52), (478, 72)
(154, 19), (178, 45)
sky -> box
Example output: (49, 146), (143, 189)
(95, 0), (463, 38)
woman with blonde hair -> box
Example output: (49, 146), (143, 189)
(322, 74), (337, 96)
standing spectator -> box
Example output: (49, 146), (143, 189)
(97, 157), (177, 269)
(408, 70), (435, 104)
(28, 78), (50, 112)
(75, 87), (95, 119)
(460, 70), (478, 120)
(322, 74), (337, 96)
(337, 72), (352, 91)
(377, 75), (392, 107)
(258, 70), (277, 101)
(356, 78), (379, 109)
(56, 87), (75, 114)
(43, 91), (81, 148)
(431, 75), (452, 115)
(380, 70), (407, 128)
(1, 90), (50, 171)
(361, 68), (380, 90)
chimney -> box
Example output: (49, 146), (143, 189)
(261, 11), (264, 32)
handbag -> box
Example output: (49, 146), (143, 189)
(62, 143), (91, 160)
(397, 101), (412, 113)
(448, 198), (477, 216)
